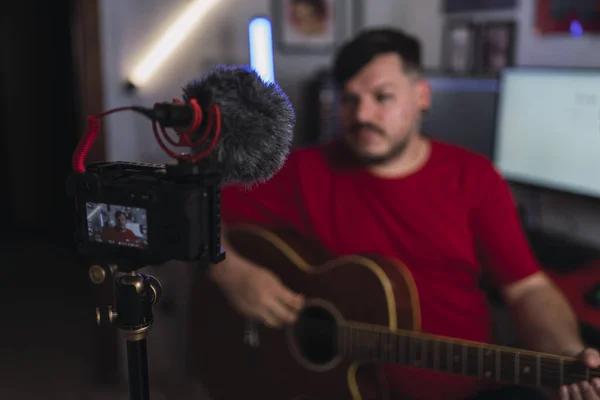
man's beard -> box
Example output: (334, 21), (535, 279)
(352, 137), (411, 166)
(344, 122), (412, 166)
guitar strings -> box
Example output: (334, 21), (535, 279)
(296, 317), (598, 384)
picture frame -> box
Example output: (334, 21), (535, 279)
(443, 0), (517, 14)
(441, 20), (478, 74)
(271, 0), (362, 53)
(475, 21), (516, 76)
(535, 0), (600, 35)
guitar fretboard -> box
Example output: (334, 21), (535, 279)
(337, 322), (596, 389)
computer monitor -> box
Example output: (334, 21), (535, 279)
(422, 75), (499, 159)
(494, 67), (600, 198)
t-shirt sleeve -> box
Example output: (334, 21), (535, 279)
(471, 161), (542, 289)
(220, 152), (309, 234)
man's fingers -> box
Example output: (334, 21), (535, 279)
(569, 383), (583, 400)
(262, 312), (281, 329)
(583, 348), (600, 368)
(580, 381), (600, 400)
(593, 378), (600, 393)
(276, 286), (305, 312)
(269, 298), (300, 325)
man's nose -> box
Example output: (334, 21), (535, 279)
(355, 98), (376, 122)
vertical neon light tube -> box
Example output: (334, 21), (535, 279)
(249, 17), (275, 83)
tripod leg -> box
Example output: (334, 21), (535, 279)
(126, 339), (150, 400)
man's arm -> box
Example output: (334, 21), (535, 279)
(469, 161), (584, 356)
(502, 271), (584, 356)
(207, 223), (304, 327)
(205, 152), (309, 327)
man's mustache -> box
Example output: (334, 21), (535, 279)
(351, 123), (385, 135)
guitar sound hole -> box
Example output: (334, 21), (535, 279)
(293, 305), (338, 366)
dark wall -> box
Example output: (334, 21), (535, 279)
(0, 0), (78, 242)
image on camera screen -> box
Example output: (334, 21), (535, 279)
(86, 202), (148, 249)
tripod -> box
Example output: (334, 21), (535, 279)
(92, 262), (162, 400)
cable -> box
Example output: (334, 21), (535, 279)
(71, 99), (221, 173)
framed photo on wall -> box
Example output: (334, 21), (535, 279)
(475, 21), (516, 75)
(442, 21), (478, 74)
(271, 0), (361, 53)
(444, 0), (517, 14)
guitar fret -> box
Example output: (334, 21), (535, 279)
(376, 331), (382, 362)
(398, 333), (403, 364)
(338, 326), (344, 356)
(495, 349), (500, 382)
(390, 333), (395, 364)
(461, 343), (467, 375)
(358, 328), (362, 358)
(399, 334), (407, 365)
(536, 354), (541, 388)
(499, 350), (514, 382)
(373, 330), (379, 360)
(465, 344), (479, 377)
(560, 358), (564, 387)
(449, 341), (455, 373)
(515, 352), (520, 384)
(478, 346), (483, 378)
(517, 353), (538, 387)
(437, 340), (450, 373)
(587, 366), (590, 383)
(433, 340), (440, 371)
(409, 336), (415, 366)
(481, 348), (496, 380)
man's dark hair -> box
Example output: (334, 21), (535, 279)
(291, 0), (327, 18)
(333, 28), (422, 86)
(115, 210), (125, 219)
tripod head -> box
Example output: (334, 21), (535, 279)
(92, 262), (161, 342)
(91, 261), (163, 400)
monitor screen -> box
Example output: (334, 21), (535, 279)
(494, 68), (600, 198)
(86, 202), (148, 248)
(422, 76), (499, 159)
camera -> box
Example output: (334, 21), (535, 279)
(66, 159), (225, 270)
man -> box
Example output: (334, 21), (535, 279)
(101, 210), (138, 246)
(207, 28), (600, 399)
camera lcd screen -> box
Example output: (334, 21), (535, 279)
(86, 202), (148, 249)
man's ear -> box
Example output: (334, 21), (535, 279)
(416, 78), (432, 111)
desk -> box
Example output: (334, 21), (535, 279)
(546, 260), (600, 331)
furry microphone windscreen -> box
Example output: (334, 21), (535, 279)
(182, 65), (295, 186)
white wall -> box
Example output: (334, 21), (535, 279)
(98, 0), (402, 165)
(400, 0), (600, 69)
(399, 0), (600, 248)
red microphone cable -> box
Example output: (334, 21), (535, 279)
(71, 99), (222, 173)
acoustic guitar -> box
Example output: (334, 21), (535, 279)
(189, 225), (597, 400)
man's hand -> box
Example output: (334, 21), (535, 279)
(213, 261), (305, 328)
(560, 348), (600, 400)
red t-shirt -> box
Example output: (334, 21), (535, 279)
(220, 139), (541, 399)
(101, 227), (138, 246)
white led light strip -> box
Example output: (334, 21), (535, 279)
(249, 16), (275, 83)
(129, 0), (220, 88)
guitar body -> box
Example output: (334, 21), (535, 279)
(189, 225), (422, 400)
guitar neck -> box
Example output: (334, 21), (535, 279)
(338, 322), (597, 389)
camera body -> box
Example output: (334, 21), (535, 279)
(66, 161), (225, 270)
